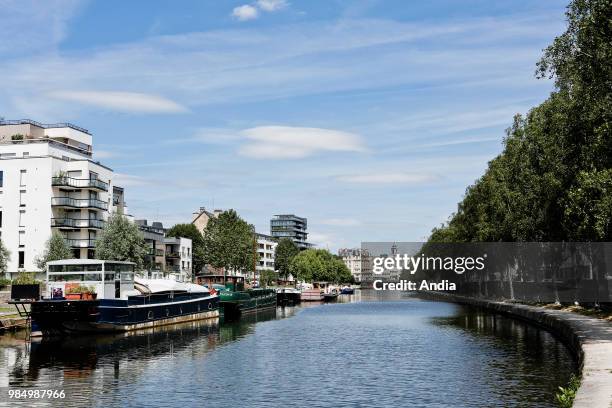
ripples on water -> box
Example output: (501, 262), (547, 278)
(0, 291), (576, 408)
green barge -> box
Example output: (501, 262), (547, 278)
(197, 275), (276, 319)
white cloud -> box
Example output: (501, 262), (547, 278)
(0, 0), (82, 56)
(47, 90), (187, 114)
(320, 218), (362, 227)
(238, 126), (366, 159)
(232, 5), (259, 21)
(0, 13), (562, 118)
(417, 137), (501, 148)
(336, 172), (439, 184)
(256, 0), (288, 12)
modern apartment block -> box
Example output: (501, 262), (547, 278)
(270, 214), (311, 250)
(255, 233), (277, 279)
(338, 248), (372, 284)
(135, 220), (166, 273)
(0, 119), (128, 278)
(165, 236), (192, 281)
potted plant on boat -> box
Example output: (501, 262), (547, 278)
(65, 285), (97, 300)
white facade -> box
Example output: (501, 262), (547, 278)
(255, 233), (277, 280)
(339, 248), (372, 283)
(0, 120), (128, 278)
(164, 236), (192, 282)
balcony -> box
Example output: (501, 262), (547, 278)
(51, 218), (105, 229)
(65, 238), (96, 248)
(166, 252), (180, 259)
(52, 176), (108, 191)
(51, 197), (108, 211)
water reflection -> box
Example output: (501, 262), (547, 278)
(431, 304), (578, 405)
(0, 293), (576, 408)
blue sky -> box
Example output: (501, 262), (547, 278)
(0, 0), (568, 250)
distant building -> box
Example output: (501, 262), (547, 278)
(270, 214), (311, 250)
(191, 206), (225, 277)
(255, 233), (277, 281)
(135, 220), (165, 273)
(165, 236), (192, 282)
(338, 248), (372, 284)
(192, 207), (223, 234)
(0, 119), (129, 278)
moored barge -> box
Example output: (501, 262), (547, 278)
(197, 274), (276, 319)
(14, 260), (219, 336)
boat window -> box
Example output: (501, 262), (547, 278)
(104, 273), (116, 281)
(49, 265), (65, 272)
(106, 263), (134, 272)
(49, 273), (102, 282)
(121, 272), (134, 282)
(63, 264), (102, 272)
(49, 274), (84, 282)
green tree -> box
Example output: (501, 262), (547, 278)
(166, 223), (206, 274)
(429, 0), (611, 243)
(0, 239), (10, 274)
(290, 249), (353, 283)
(274, 238), (299, 279)
(260, 269), (279, 287)
(35, 231), (73, 270)
(95, 214), (148, 268)
(202, 209), (256, 277)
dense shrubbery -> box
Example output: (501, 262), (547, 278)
(430, 0), (611, 243)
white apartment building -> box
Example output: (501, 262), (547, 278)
(255, 233), (277, 281)
(0, 119), (128, 278)
(339, 248), (372, 284)
(165, 236), (193, 282)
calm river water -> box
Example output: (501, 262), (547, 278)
(0, 291), (576, 407)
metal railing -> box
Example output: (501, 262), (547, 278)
(52, 176), (108, 191)
(51, 218), (105, 229)
(51, 197), (108, 211)
(64, 238), (96, 248)
(0, 119), (90, 134)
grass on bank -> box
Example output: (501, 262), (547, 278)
(556, 374), (580, 408)
(540, 303), (612, 322)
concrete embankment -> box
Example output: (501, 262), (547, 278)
(422, 292), (612, 408)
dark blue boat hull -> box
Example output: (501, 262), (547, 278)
(31, 293), (219, 335)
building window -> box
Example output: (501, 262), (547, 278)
(0, 170), (3, 187)
(19, 231), (25, 247)
(20, 170), (26, 186)
(18, 251), (25, 268)
(0, 211), (2, 228)
(19, 190), (26, 207)
(19, 210), (25, 227)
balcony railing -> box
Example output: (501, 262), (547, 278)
(51, 197), (108, 211)
(166, 252), (180, 259)
(52, 177), (108, 191)
(51, 218), (105, 229)
(65, 238), (96, 248)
